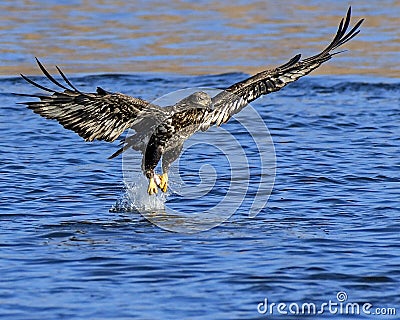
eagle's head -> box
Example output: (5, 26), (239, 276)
(177, 91), (212, 110)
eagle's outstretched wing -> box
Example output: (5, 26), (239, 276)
(203, 7), (364, 129)
(17, 58), (161, 142)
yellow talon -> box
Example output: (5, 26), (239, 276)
(158, 173), (168, 193)
(147, 178), (158, 195)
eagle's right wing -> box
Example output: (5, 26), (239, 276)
(203, 7), (364, 129)
(17, 58), (162, 143)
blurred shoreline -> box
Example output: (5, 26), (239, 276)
(0, 1), (398, 77)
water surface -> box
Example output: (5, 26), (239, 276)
(1, 73), (399, 319)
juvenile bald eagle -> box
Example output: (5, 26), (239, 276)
(18, 8), (363, 195)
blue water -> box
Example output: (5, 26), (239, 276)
(1, 73), (400, 319)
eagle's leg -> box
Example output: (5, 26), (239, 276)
(158, 173), (168, 193)
(159, 143), (184, 193)
(147, 174), (159, 195)
(144, 140), (164, 195)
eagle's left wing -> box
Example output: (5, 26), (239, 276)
(202, 7), (364, 129)
(17, 58), (162, 143)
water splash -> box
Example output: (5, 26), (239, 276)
(110, 167), (167, 213)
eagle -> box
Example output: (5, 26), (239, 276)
(17, 8), (363, 195)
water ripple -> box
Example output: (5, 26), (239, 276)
(1, 74), (399, 319)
